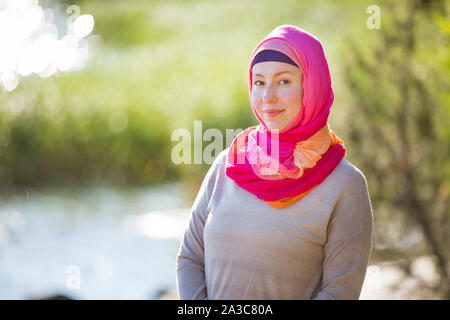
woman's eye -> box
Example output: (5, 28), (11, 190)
(254, 79), (289, 86)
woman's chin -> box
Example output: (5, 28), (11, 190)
(264, 120), (287, 131)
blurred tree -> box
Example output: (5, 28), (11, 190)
(342, 0), (450, 298)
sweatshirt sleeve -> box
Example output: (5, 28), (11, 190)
(175, 155), (222, 300)
(313, 169), (374, 300)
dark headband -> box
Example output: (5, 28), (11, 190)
(251, 49), (299, 69)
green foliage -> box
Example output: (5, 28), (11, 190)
(341, 0), (450, 298)
(1, 0), (371, 187)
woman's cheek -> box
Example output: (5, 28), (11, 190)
(284, 90), (302, 113)
(252, 92), (262, 113)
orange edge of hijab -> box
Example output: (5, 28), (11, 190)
(265, 132), (344, 209)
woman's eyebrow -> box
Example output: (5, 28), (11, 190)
(254, 71), (293, 77)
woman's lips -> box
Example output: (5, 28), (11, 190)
(264, 109), (284, 117)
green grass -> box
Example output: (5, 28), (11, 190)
(0, 0), (413, 187)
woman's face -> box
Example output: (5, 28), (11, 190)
(251, 61), (303, 131)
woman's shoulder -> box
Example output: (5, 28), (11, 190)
(201, 147), (230, 182)
(212, 147), (230, 168)
(329, 158), (369, 191)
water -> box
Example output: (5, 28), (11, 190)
(1, 184), (439, 300)
(0, 183), (191, 299)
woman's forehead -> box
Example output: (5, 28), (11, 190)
(252, 61), (301, 76)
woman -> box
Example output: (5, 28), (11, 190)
(176, 24), (373, 300)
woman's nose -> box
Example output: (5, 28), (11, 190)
(263, 84), (277, 104)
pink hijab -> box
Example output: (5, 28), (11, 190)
(225, 25), (345, 208)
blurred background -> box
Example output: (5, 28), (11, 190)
(0, 0), (449, 299)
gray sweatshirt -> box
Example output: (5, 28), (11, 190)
(176, 147), (373, 300)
